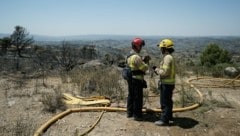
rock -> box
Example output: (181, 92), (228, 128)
(224, 67), (239, 78)
(82, 60), (104, 69)
(8, 99), (16, 107)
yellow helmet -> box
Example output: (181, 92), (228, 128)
(158, 39), (174, 48)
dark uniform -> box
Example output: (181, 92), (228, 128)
(126, 51), (148, 120)
(154, 39), (175, 126)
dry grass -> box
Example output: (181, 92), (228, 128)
(66, 66), (125, 102)
(40, 87), (67, 113)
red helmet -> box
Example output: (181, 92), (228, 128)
(131, 38), (145, 47)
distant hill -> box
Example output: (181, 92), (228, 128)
(1, 33), (240, 54)
(31, 34), (136, 41)
(1, 33), (239, 42)
(0, 33), (10, 38)
(0, 33), (140, 41)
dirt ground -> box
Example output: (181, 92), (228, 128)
(0, 72), (240, 136)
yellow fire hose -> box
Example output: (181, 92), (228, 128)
(79, 110), (105, 136)
(189, 76), (240, 88)
(33, 75), (240, 136)
(62, 93), (111, 106)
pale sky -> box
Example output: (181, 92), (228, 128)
(1, 0), (240, 36)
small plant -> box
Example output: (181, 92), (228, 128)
(174, 81), (198, 108)
(149, 78), (159, 95)
(199, 91), (234, 114)
(209, 93), (233, 108)
(143, 89), (149, 106)
(69, 66), (124, 103)
(41, 88), (66, 113)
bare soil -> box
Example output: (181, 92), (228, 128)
(0, 73), (240, 136)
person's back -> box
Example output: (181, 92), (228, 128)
(127, 53), (148, 80)
(126, 38), (149, 121)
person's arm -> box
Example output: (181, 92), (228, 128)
(155, 55), (172, 78)
(134, 55), (149, 72)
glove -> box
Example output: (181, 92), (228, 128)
(152, 66), (159, 75)
(142, 55), (151, 63)
(152, 66), (157, 70)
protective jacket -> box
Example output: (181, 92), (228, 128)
(156, 54), (175, 84)
(127, 51), (148, 80)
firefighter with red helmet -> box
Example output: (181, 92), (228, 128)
(126, 37), (150, 121)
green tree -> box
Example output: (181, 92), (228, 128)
(80, 45), (97, 60)
(10, 25), (34, 57)
(104, 53), (113, 65)
(200, 43), (231, 67)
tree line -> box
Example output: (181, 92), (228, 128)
(0, 25), (99, 72)
(1, 25), (237, 77)
(0, 25), (34, 57)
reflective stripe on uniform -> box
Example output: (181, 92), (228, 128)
(127, 54), (148, 80)
(161, 55), (175, 84)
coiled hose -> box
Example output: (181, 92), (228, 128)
(33, 75), (240, 136)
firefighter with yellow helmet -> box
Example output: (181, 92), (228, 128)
(126, 37), (149, 121)
(153, 39), (175, 126)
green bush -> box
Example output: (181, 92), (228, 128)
(199, 43), (232, 77)
(210, 63), (230, 77)
(200, 43), (231, 67)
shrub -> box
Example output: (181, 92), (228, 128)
(200, 43), (231, 67)
(69, 66), (124, 102)
(41, 88), (66, 113)
(211, 63), (232, 77)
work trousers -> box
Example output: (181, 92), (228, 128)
(127, 78), (143, 118)
(159, 83), (175, 123)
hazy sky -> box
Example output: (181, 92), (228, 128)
(1, 0), (240, 36)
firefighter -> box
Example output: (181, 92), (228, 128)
(153, 39), (175, 126)
(126, 37), (149, 121)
